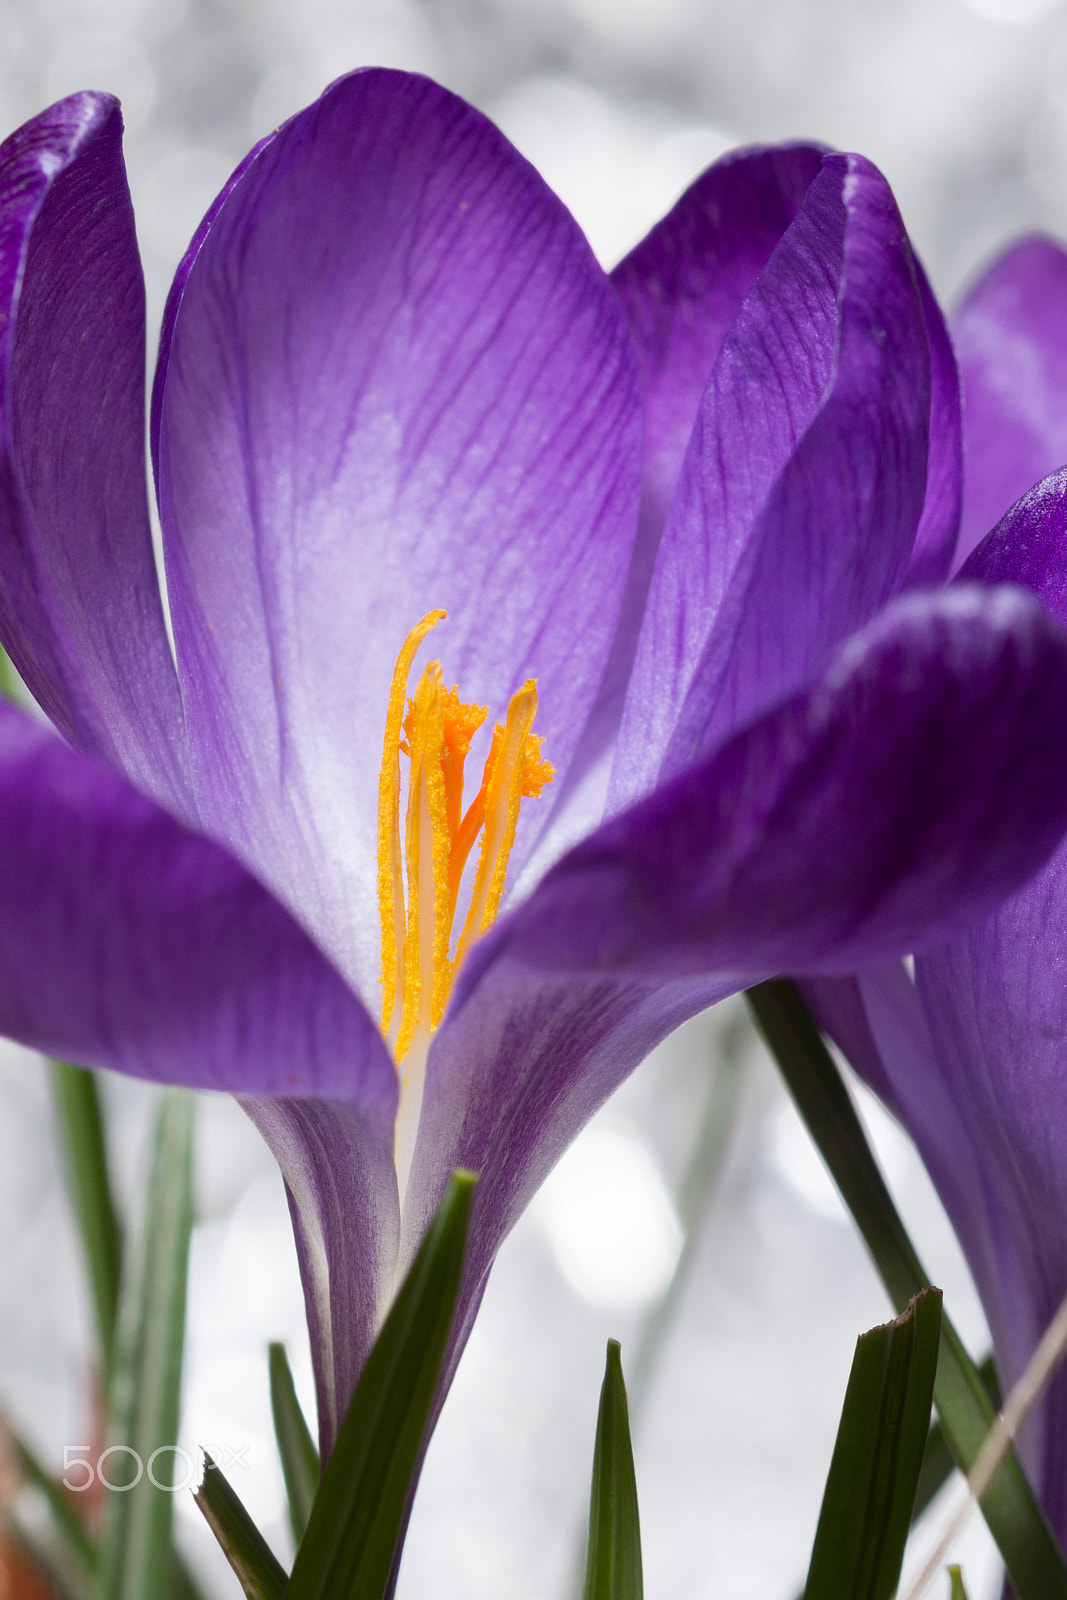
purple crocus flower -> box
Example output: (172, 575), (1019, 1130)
(803, 236), (1067, 1545)
(3, 70), (1067, 1470)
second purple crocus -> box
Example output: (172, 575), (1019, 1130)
(805, 236), (1067, 1547)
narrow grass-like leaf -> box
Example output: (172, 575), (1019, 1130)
(50, 1062), (123, 1379)
(8, 1425), (95, 1579)
(285, 1170), (477, 1600)
(583, 1340), (642, 1600)
(193, 1454), (287, 1600)
(803, 1288), (942, 1600)
(93, 1089), (194, 1600)
(746, 980), (1067, 1600)
(267, 1343), (319, 1547)
(948, 1564), (971, 1600)
(913, 1354), (1000, 1524)
(791, 1361), (1000, 1600)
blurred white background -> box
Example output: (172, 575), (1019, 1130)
(0, 0), (1061, 1594)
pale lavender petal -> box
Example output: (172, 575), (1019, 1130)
(405, 960), (726, 1316)
(244, 1097), (400, 1459)
(0, 698), (397, 1114)
(613, 153), (932, 801)
(511, 586), (1067, 978)
(954, 235), (1067, 566)
(0, 94), (189, 811)
(155, 67), (641, 996)
(249, 965), (726, 1455)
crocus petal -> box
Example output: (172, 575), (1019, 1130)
(613, 153), (932, 801)
(544, 143), (827, 859)
(905, 258), (963, 586)
(807, 474), (1067, 1541)
(611, 142), (825, 548)
(804, 960), (1009, 1377)
(807, 953), (1067, 1535)
(406, 961), (726, 1318)
(0, 697), (398, 1116)
(281, 958), (725, 1440)
(244, 1096), (400, 1459)
(796, 970), (904, 1117)
(954, 235), (1067, 567)
(916, 908), (1067, 1532)
(154, 66), (642, 996)
(0, 94), (190, 812)
(959, 462), (1067, 606)
(920, 454), (1067, 1535)
(507, 586), (1067, 978)
(554, 143), (825, 817)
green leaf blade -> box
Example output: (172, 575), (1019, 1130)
(804, 1288), (942, 1600)
(50, 1061), (123, 1380)
(7, 1424), (96, 1579)
(912, 1353), (1000, 1525)
(93, 1089), (195, 1600)
(267, 1342), (319, 1547)
(948, 1564), (972, 1600)
(746, 979), (1067, 1600)
(193, 1454), (287, 1600)
(285, 1169), (477, 1600)
(583, 1340), (643, 1600)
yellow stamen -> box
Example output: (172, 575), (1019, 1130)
(377, 610), (445, 1039)
(454, 681), (547, 970)
(394, 663), (452, 1061)
(376, 622), (554, 1068)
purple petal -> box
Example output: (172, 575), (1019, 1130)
(247, 964), (727, 1455)
(559, 144), (824, 804)
(805, 960), (1010, 1378)
(960, 462), (1067, 620)
(0, 698), (397, 1116)
(796, 969), (904, 1118)
(817, 478), (1067, 1539)
(244, 1097), (400, 1459)
(406, 959), (726, 1336)
(613, 153), (933, 801)
(805, 958), (1067, 1528)
(508, 586), (1067, 978)
(154, 67), (642, 994)
(611, 142), (825, 550)
(915, 897), (1067, 1533)
(954, 235), (1067, 567)
(905, 474), (1067, 1534)
(0, 94), (190, 812)
(905, 258), (963, 586)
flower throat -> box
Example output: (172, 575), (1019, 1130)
(377, 611), (554, 1069)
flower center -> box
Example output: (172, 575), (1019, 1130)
(376, 610), (554, 1069)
